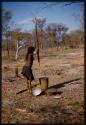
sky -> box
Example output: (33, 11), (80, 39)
(2, 2), (84, 33)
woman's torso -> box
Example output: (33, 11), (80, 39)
(25, 54), (34, 67)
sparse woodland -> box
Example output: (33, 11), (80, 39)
(2, 9), (84, 61)
(2, 3), (84, 124)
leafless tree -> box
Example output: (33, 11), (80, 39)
(46, 23), (68, 49)
(2, 9), (12, 58)
(32, 17), (46, 49)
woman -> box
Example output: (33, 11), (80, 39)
(21, 46), (35, 94)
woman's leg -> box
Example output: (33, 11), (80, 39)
(29, 79), (32, 93)
(27, 79), (32, 94)
(27, 79), (29, 90)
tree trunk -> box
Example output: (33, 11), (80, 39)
(7, 39), (9, 59)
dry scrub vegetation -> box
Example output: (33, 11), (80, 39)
(1, 47), (84, 124)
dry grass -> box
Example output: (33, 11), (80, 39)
(1, 47), (84, 124)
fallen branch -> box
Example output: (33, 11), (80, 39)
(16, 88), (28, 95)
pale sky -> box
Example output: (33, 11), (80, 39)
(2, 2), (84, 33)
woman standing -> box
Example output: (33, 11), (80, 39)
(21, 46), (35, 94)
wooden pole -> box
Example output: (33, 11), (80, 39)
(35, 17), (40, 66)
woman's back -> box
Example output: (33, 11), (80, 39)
(25, 53), (34, 67)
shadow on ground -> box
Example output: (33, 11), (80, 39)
(49, 78), (81, 89)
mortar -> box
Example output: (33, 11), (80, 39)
(39, 77), (49, 91)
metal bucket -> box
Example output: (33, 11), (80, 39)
(39, 77), (48, 91)
(32, 87), (42, 96)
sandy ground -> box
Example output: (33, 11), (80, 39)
(1, 47), (84, 124)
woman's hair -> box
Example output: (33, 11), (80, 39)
(25, 46), (35, 61)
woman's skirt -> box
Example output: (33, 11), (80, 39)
(21, 66), (34, 81)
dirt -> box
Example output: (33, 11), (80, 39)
(1, 47), (84, 124)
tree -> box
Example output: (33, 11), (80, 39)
(2, 9), (12, 58)
(32, 17), (46, 49)
(68, 29), (84, 48)
(12, 28), (26, 60)
(46, 23), (68, 49)
(2, 9), (12, 32)
(46, 24), (57, 47)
